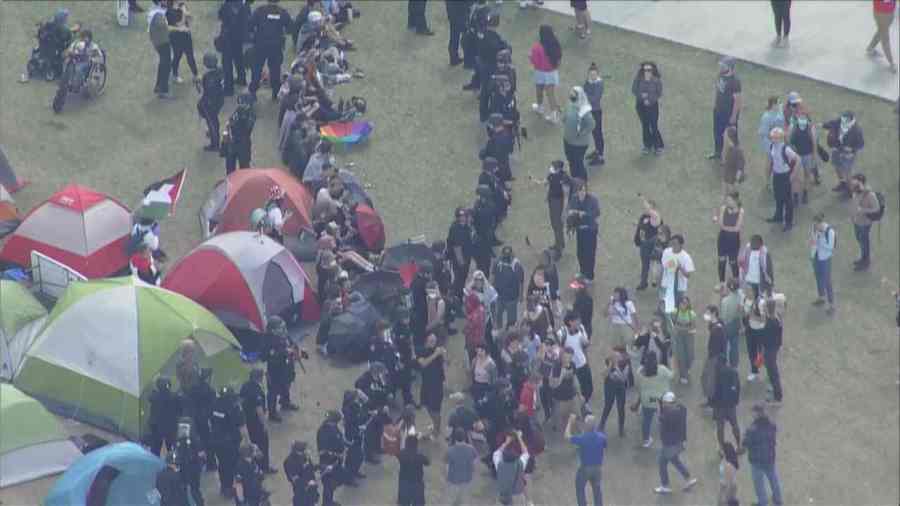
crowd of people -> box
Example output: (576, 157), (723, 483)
(11, 1), (897, 506)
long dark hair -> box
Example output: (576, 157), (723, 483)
(635, 61), (661, 81)
(721, 441), (740, 469)
(642, 350), (658, 377)
(539, 25), (562, 68)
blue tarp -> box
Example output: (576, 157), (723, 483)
(45, 442), (164, 506)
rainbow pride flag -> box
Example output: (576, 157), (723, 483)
(319, 121), (373, 145)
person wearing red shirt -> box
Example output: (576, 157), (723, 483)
(518, 373), (539, 418)
(867, 0), (898, 72)
(130, 244), (160, 285)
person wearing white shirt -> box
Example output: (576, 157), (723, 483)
(660, 235), (695, 314)
(605, 286), (639, 348)
(809, 213), (836, 314)
(765, 127), (800, 231)
(558, 312), (593, 407)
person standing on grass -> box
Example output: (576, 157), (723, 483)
(446, 0), (473, 66)
(738, 235), (774, 298)
(566, 413), (606, 506)
(570, 0), (591, 39)
(558, 312), (593, 410)
(397, 435), (430, 506)
(721, 127), (745, 196)
(822, 111), (864, 195)
(765, 127), (800, 232)
(669, 296), (696, 385)
(247, 0), (292, 102)
(762, 297), (784, 405)
(494, 431), (530, 506)
(718, 442), (740, 506)
(541, 160), (571, 255)
(417, 333), (447, 440)
(166, 0), (198, 86)
(148, 0), (175, 99)
(493, 246), (525, 330)
(787, 112), (818, 205)
(567, 180), (601, 281)
(583, 62), (605, 165)
(700, 305), (727, 406)
(530, 25), (563, 124)
(654, 392), (698, 495)
(635, 196), (663, 291)
(631, 61), (664, 155)
(770, 0), (791, 47)
(742, 404), (784, 506)
(563, 89), (595, 181)
(743, 293), (767, 383)
(218, 0), (250, 97)
(631, 351), (672, 448)
(758, 96), (785, 159)
(408, 0), (435, 35)
(719, 278), (744, 369)
(598, 346), (629, 438)
(711, 360), (741, 449)
(866, 0), (898, 73)
(659, 235), (694, 314)
(849, 173), (881, 271)
(446, 428), (479, 506)
(809, 212), (836, 315)
(709, 57), (742, 160)
(605, 286), (638, 349)
(715, 192), (744, 284)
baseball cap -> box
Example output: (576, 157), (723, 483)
(787, 91), (802, 104)
(662, 391), (676, 403)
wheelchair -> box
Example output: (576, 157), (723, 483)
(25, 22), (72, 82)
(51, 48), (107, 114)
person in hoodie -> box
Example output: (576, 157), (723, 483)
(492, 246), (525, 330)
(482, 114), (516, 183)
(562, 86), (595, 181)
(583, 62), (605, 166)
(742, 403), (783, 506)
(197, 52), (225, 152)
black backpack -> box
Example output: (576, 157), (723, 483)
(866, 191), (886, 222)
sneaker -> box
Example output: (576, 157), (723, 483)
(867, 47), (881, 57)
(157, 92), (174, 99)
(642, 437), (653, 448)
(654, 147), (664, 155)
(771, 36), (782, 48)
(641, 147), (651, 155)
(706, 152), (721, 160)
(654, 486), (672, 494)
(825, 305), (835, 315)
(462, 83), (478, 91)
(812, 298), (825, 306)
(683, 478), (698, 491)
(174, 75), (184, 84)
(19, 73), (29, 83)
(679, 377), (689, 385)
(531, 103), (545, 115)
(781, 36), (790, 48)
(747, 373), (758, 382)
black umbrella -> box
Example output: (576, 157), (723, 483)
(327, 292), (382, 361)
(351, 271), (407, 321)
(381, 243), (437, 287)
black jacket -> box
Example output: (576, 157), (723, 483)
(218, 0), (251, 44)
(156, 466), (188, 506)
(248, 2), (291, 47)
(446, 0), (474, 25)
(711, 365), (740, 409)
(658, 403), (687, 446)
(743, 417), (777, 467)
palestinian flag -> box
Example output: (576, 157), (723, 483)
(138, 169), (187, 220)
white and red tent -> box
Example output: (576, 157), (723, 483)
(0, 185), (131, 278)
(162, 231), (320, 331)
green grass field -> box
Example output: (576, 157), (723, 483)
(1, 1), (898, 505)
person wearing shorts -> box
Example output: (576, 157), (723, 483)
(529, 25), (562, 123)
(571, 0), (590, 39)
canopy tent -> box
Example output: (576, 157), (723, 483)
(44, 442), (164, 506)
(0, 279), (49, 380)
(0, 184), (131, 278)
(162, 231), (320, 333)
(0, 384), (82, 488)
(200, 168), (313, 239)
(14, 277), (247, 439)
(0, 184), (21, 239)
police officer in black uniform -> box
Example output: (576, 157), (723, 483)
(340, 389), (368, 485)
(148, 376), (180, 457)
(446, 207), (475, 303)
(217, 0), (250, 96)
(197, 52), (225, 152)
(317, 410), (347, 506)
(445, 0), (473, 66)
(284, 440), (319, 506)
(248, 0), (291, 101)
(210, 384), (245, 498)
(235, 443), (268, 506)
(462, 0), (489, 70)
(240, 368), (277, 475)
(265, 316), (299, 422)
(156, 452), (188, 506)
(391, 309), (416, 407)
(472, 184), (499, 276)
(463, 7), (505, 92)
(354, 362), (391, 464)
(172, 417), (205, 506)
(187, 368), (217, 471)
(223, 92), (256, 174)
(409, 264), (432, 345)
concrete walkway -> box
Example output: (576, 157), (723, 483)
(539, 0), (900, 101)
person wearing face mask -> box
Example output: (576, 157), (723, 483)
(709, 57), (743, 161)
(567, 179), (601, 282)
(492, 246), (525, 330)
(538, 160), (571, 255)
(758, 96), (785, 159)
(809, 212), (836, 314)
(849, 173), (881, 270)
(562, 87), (595, 181)
(788, 110), (819, 205)
(822, 111), (864, 194)
(425, 280), (448, 343)
(765, 127), (800, 231)
(631, 61), (664, 155)
(700, 305), (727, 407)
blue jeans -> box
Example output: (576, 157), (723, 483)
(724, 319), (741, 368)
(854, 224), (871, 262)
(658, 444), (691, 487)
(751, 463), (784, 506)
(641, 406), (656, 442)
(812, 257), (834, 304)
(575, 465), (603, 506)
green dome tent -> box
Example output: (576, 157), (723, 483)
(14, 277), (247, 439)
(0, 383), (82, 488)
(0, 279), (48, 381)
